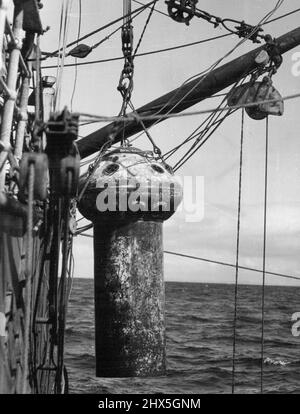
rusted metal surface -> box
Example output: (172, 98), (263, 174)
(94, 219), (165, 377)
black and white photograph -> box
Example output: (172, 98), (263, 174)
(1, 0), (300, 401)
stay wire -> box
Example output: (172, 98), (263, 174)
(261, 116), (269, 394)
(73, 236), (300, 283)
(41, 0), (300, 67)
(232, 109), (245, 394)
(133, 0), (157, 58)
(47, 0), (157, 57)
(70, 0), (82, 112)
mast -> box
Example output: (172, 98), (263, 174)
(77, 26), (300, 160)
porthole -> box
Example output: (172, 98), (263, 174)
(151, 164), (164, 174)
(102, 163), (120, 176)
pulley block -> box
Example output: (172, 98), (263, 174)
(19, 152), (49, 201)
(166, 0), (198, 25)
(58, 154), (80, 197)
(227, 78), (284, 120)
(68, 44), (92, 59)
(45, 108), (81, 197)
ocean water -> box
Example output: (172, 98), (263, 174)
(65, 279), (300, 394)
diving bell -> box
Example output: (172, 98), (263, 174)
(78, 147), (182, 377)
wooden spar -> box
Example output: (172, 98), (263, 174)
(77, 26), (300, 160)
(0, 2), (24, 189)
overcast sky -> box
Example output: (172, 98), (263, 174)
(39, 0), (300, 285)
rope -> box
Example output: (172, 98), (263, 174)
(232, 109), (245, 394)
(264, 6), (300, 25)
(74, 233), (300, 282)
(133, 0), (157, 58)
(77, 92), (300, 123)
(41, 0), (300, 68)
(54, 0), (73, 112)
(128, 99), (162, 156)
(261, 116), (269, 394)
(46, 0), (156, 58)
(22, 162), (35, 394)
(168, 77), (247, 171)
(41, 33), (232, 69)
(70, 0), (82, 111)
(88, 6), (148, 53)
(163, 251), (300, 282)
(79, 0), (285, 136)
(133, 0), (169, 18)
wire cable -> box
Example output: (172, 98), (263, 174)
(77, 92), (300, 123)
(42, 33), (232, 69)
(260, 116), (269, 394)
(70, 0), (82, 111)
(46, 0), (157, 57)
(232, 109), (245, 394)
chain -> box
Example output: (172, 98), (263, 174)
(118, 0), (134, 118)
(166, 0), (270, 44)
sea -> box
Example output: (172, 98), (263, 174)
(65, 279), (300, 394)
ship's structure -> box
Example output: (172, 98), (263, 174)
(0, 0), (300, 394)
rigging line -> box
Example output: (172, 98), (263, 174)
(173, 110), (234, 171)
(151, 0), (285, 123)
(128, 99), (162, 155)
(54, 0), (72, 111)
(73, 235), (300, 284)
(130, 86), (231, 149)
(163, 113), (222, 160)
(132, 0), (169, 18)
(264, 6), (300, 25)
(53, 1), (65, 109)
(261, 116), (269, 394)
(75, 223), (93, 235)
(47, 1), (156, 57)
(166, 88), (233, 163)
(163, 83), (238, 159)
(232, 109), (245, 394)
(133, 0), (157, 58)
(56, 0), (71, 109)
(89, 5), (148, 52)
(41, 33), (232, 68)
(164, 116), (223, 160)
(40, 0), (293, 71)
(169, 76), (248, 181)
(163, 251), (300, 282)
(117, 0), (285, 145)
(171, 107), (228, 168)
(70, 0), (82, 112)
(78, 92), (300, 122)
(159, 0), (284, 120)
